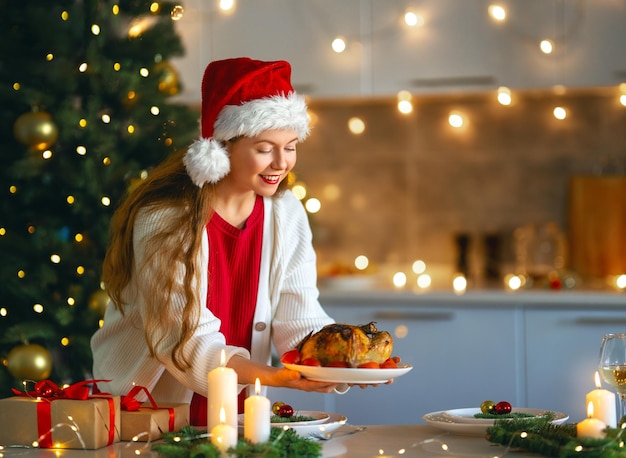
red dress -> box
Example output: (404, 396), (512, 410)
(189, 195), (263, 426)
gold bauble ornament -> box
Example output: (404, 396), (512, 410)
(13, 111), (59, 151)
(7, 343), (53, 381)
(154, 61), (180, 96)
(89, 289), (110, 316)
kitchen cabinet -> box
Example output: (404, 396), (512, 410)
(323, 303), (521, 425)
(524, 307), (626, 422)
(267, 290), (625, 425)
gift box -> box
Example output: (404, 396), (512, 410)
(121, 401), (189, 441)
(0, 390), (120, 449)
(120, 385), (189, 441)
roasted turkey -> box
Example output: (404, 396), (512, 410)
(297, 322), (393, 367)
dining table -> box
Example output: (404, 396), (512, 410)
(1, 424), (539, 458)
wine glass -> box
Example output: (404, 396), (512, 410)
(598, 333), (626, 422)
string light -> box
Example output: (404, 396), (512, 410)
(553, 106), (567, 120)
(392, 272), (407, 288)
(397, 90), (413, 114)
(354, 255), (369, 270)
(412, 260), (426, 274)
(448, 112), (464, 128)
(291, 183), (307, 200)
(219, 0), (235, 13)
(488, 4), (506, 22)
(404, 10), (424, 27)
(347, 117), (365, 134)
(304, 198), (321, 213)
(540, 39), (554, 54)
(331, 37), (346, 53)
(497, 86), (512, 106)
(416, 273), (431, 289)
(171, 5), (184, 20)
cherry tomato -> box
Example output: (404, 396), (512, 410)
(300, 357), (322, 366)
(280, 349), (301, 365)
(326, 361), (350, 368)
(357, 362), (380, 369)
(381, 358), (398, 369)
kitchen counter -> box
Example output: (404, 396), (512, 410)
(319, 288), (626, 308)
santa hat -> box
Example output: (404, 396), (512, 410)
(183, 57), (310, 187)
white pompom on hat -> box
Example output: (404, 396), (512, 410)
(183, 57), (310, 187)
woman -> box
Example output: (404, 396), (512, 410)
(90, 57), (343, 426)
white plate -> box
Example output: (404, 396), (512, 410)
(238, 410), (330, 427)
(238, 412), (348, 437)
(283, 363), (413, 384)
(422, 407), (569, 435)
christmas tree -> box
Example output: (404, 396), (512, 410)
(0, 0), (198, 396)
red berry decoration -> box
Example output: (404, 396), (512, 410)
(278, 404), (294, 418)
(494, 401), (512, 415)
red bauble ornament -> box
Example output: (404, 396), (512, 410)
(278, 404), (294, 418)
(495, 401), (512, 414)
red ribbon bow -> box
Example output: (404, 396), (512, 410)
(121, 385), (175, 432)
(12, 379), (110, 400)
(121, 385), (159, 411)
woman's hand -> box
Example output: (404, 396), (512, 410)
(271, 367), (338, 393)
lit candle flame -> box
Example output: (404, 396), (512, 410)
(220, 349), (226, 367)
(595, 371), (602, 389)
(219, 405), (226, 424)
(255, 377), (261, 395)
(587, 401), (594, 418)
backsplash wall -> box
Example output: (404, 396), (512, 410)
(294, 88), (626, 285)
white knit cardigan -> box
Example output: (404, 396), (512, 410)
(90, 190), (333, 403)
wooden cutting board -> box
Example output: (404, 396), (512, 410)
(569, 176), (626, 278)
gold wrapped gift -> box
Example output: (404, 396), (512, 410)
(0, 394), (120, 449)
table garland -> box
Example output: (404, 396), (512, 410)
(486, 414), (626, 458)
(152, 425), (322, 458)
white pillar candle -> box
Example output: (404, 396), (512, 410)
(244, 378), (270, 444)
(577, 402), (607, 439)
(211, 406), (238, 457)
(208, 349), (238, 432)
(586, 371), (617, 427)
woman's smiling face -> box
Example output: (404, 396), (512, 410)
(225, 129), (298, 196)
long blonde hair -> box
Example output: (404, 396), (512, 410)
(102, 149), (213, 371)
(102, 141), (289, 371)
